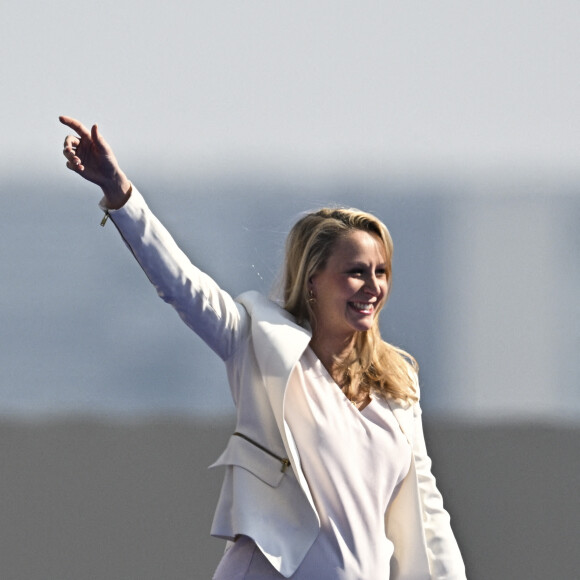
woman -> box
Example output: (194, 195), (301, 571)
(60, 116), (466, 579)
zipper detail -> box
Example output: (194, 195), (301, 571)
(233, 432), (290, 473)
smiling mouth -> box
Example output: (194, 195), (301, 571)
(349, 301), (374, 314)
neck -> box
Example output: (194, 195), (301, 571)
(309, 332), (356, 385)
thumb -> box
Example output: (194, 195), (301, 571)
(91, 123), (109, 152)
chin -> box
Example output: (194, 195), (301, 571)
(352, 321), (375, 333)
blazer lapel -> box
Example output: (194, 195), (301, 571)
(238, 291), (311, 393)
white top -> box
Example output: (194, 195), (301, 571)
(214, 347), (411, 579)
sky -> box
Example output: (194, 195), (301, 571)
(1, 0), (579, 182)
(1, 1), (579, 422)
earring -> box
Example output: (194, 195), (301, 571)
(308, 289), (316, 303)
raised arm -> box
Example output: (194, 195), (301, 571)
(60, 115), (131, 209)
(59, 115), (246, 361)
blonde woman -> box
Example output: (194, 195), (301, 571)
(60, 116), (466, 579)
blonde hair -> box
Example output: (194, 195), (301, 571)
(283, 207), (418, 404)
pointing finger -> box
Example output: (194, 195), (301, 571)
(59, 115), (92, 140)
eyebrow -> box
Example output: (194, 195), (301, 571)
(346, 261), (387, 269)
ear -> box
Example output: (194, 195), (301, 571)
(307, 277), (316, 299)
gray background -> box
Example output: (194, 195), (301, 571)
(1, 418), (578, 579)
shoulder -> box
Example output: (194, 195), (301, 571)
(234, 291), (312, 374)
(237, 291), (304, 328)
(407, 363), (421, 401)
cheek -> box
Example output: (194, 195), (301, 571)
(344, 280), (364, 298)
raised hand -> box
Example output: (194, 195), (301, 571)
(60, 116), (131, 209)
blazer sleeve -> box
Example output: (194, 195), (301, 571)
(411, 400), (467, 579)
(102, 186), (246, 361)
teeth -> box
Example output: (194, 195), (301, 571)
(352, 302), (372, 312)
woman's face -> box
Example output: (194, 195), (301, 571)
(309, 229), (388, 343)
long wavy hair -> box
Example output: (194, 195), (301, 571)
(282, 207), (418, 404)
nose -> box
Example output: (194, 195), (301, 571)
(363, 274), (381, 296)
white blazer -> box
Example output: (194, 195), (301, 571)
(105, 188), (466, 580)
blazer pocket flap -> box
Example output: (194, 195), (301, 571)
(209, 434), (286, 488)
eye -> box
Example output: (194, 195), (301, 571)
(347, 268), (364, 277)
(376, 267), (387, 277)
